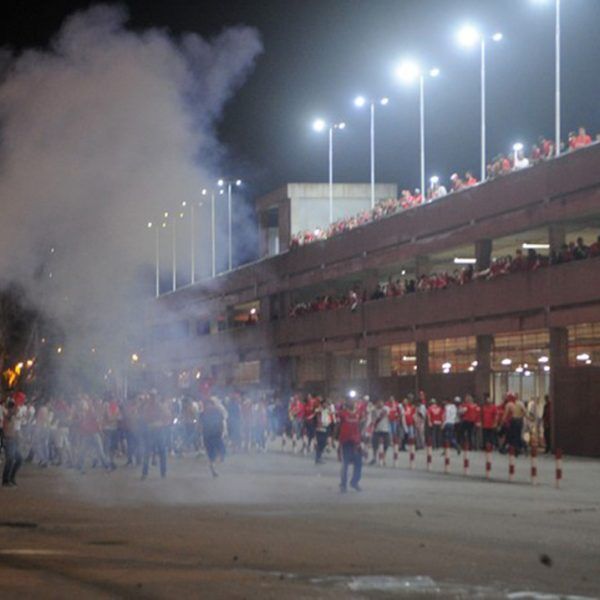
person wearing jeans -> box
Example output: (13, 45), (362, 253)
(337, 397), (363, 492)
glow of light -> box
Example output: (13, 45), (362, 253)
(163, 212), (169, 218)
(314, 228), (321, 236)
(401, 269), (406, 275)
(468, 366), (475, 372)
(538, 356), (549, 363)
(524, 370), (532, 377)
(543, 365), (551, 372)
(312, 119), (326, 133)
(471, 360), (478, 367)
(513, 142), (524, 152)
(442, 362), (452, 370)
(454, 257), (477, 265)
(217, 178), (225, 187)
(429, 67), (440, 77)
(395, 60), (420, 83)
(57, 347), (62, 354)
(26, 359), (34, 368)
(430, 175), (439, 184)
(179, 212), (184, 218)
(354, 95), (366, 108)
(91, 348), (96, 353)
(50, 247), (55, 253)
(201, 188), (208, 195)
(402, 355), (416, 362)
(235, 179), (242, 186)
(515, 365), (524, 373)
(457, 25), (481, 47)
(161, 222), (167, 228)
(348, 389), (357, 398)
(250, 308), (257, 315)
(492, 32), (504, 42)
(16, 362), (23, 371)
(380, 97), (389, 105)
(576, 353), (590, 362)
(181, 201), (187, 207)
(522, 243), (550, 249)
(131, 353), (139, 363)
(147, 222), (152, 228)
(586, 359), (592, 365)
(219, 189), (224, 195)
(337, 122), (346, 130)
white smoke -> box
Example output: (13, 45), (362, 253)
(0, 4), (262, 383)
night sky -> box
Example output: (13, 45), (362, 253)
(3, 0), (600, 258)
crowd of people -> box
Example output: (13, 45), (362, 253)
(290, 127), (597, 249)
(1, 383), (551, 492)
(289, 235), (600, 318)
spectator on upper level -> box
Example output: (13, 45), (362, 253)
(539, 136), (554, 158)
(371, 284), (385, 301)
(450, 173), (464, 192)
(429, 178), (447, 200)
(531, 144), (542, 163)
(413, 188), (423, 205)
(513, 149), (530, 170)
(464, 171), (478, 187)
(589, 235), (600, 258)
(572, 126), (592, 150)
(573, 237), (589, 260)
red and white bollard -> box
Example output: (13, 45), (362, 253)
(426, 442), (433, 472)
(530, 445), (538, 486)
(409, 438), (416, 470)
(555, 448), (563, 489)
(485, 443), (492, 480)
(508, 446), (516, 482)
(378, 440), (385, 467)
(463, 442), (470, 476)
(292, 434), (297, 454)
(444, 442), (450, 474)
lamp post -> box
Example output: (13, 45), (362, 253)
(202, 187), (223, 278)
(395, 61), (440, 200)
(312, 119), (346, 224)
(457, 26), (503, 181)
(354, 96), (389, 208)
(217, 178), (242, 272)
(147, 221), (159, 297)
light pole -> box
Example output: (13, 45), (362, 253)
(354, 96), (389, 208)
(532, 0), (561, 155)
(218, 178), (242, 272)
(313, 118), (346, 224)
(457, 26), (503, 181)
(395, 61), (440, 200)
(202, 187), (223, 278)
(147, 221), (159, 297)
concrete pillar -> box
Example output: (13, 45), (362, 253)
(475, 334), (493, 400)
(415, 256), (430, 278)
(548, 224), (566, 254)
(475, 239), (492, 271)
(280, 291), (291, 319)
(549, 326), (568, 452)
(276, 356), (296, 394)
(415, 341), (429, 394)
(367, 347), (380, 398)
(324, 352), (335, 397)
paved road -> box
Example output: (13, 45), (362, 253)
(0, 447), (599, 599)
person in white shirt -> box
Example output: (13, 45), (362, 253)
(513, 149), (530, 170)
(368, 399), (391, 465)
(442, 397), (461, 454)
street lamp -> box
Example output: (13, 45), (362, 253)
(354, 95), (389, 208)
(395, 60), (440, 202)
(147, 222), (159, 298)
(217, 178), (242, 271)
(532, 0), (561, 156)
(312, 119), (346, 224)
(456, 25), (503, 181)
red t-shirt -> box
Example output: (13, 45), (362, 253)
(464, 402), (479, 423)
(573, 134), (592, 149)
(404, 404), (415, 426)
(290, 400), (305, 421)
(427, 404), (443, 426)
(386, 400), (399, 422)
(481, 404), (498, 429)
(338, 409), (361, 444)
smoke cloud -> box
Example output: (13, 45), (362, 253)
(0, 4), (262, 385)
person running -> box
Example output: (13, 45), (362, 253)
(337, 395), (363, 493)
(201, 396), (228, 477)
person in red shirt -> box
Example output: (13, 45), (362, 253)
(385, 396), (399, 445)
(481, 393), (498, 449)
(402, 396), (416, 443)
(336, 396), (363, 492)
(288, 394), (305, 452)
(426, 399), (443, 448)
(464, 171), (478, 187)
(304, 394), (318, 452)
(572, 126), (592, 149)
(459, 394), (478, 450)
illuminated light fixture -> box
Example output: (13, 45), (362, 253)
(524, 370), (532, 377)
(16, 362), (23, 370)
(586, 359), (592, 365)
(50, 247), (55, 253)
(543, 365), (551, 372)
(429, 67), (440, 77)
(522, 243), (550, 249)
(147, 222), (153, 228)
(402, 355), (417, 362)
(195, 372), (201, 380)
(576, 353), (590, 362)
(457, 25), (481, 47)
(430, 175), (439, 184)
(91, 348), (96, 353)
(492, 32), (504, 42)
(179, 212), (184, 219)
(163, 212), (169, 218)
(201, 188), (208, 195)
(442, 361), (452, 370)
(131, 353), (139, 363)
(358, 358), (367, 365)
(250, 308), (257, 315)
(523, 363), (529, 369)
(161, 222), (167, 228)
(314, 228), (321, 236)
(515, 365), (524, 373)
(380, 97), (389, 105)
(354, 95), (366, 108)
(513, 142), (524, 152)
(348, 389), (357, 398)
(312, 118), (326, 133)
(471, 360), (478, 367)
(468, 366), (475, 372)
(26, 359), (34, 368)
(217, 178), (225, 187)
(413, 365), (418, 371)
(181, 201), (187, 207)
(538, 356), (549, 363)
(219, 189), (224, 195)
(336, 122), (346, 130)
(401, 269), (406, 276)
(454, 257), (477, 265)
(235, 179), (242, 186)
(57, 346), (63, 354)
(395, 60), (420, 83)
